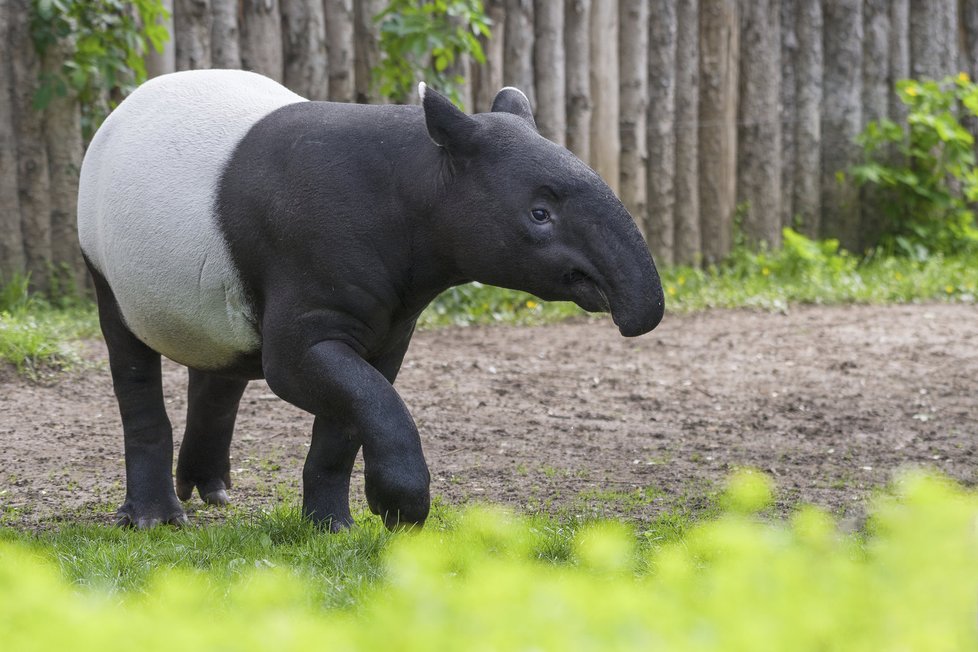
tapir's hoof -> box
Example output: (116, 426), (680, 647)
(324, 515), (355, 533)
(329, 519), (352, 533)
(176, 474), (232, 506)
(366, 488), (430, 531)
(302, 504), (355, 533)
(202, 488), (230, 506)
(115, 504), (189, 529)
(382, 515), (425, 532)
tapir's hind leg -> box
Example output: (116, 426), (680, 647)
(88, 262), (187, 527)
(176, 370), (248, 505)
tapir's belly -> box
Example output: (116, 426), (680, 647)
(78, 70), (306, 370)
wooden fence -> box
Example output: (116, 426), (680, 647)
(1, 0), (976, 293)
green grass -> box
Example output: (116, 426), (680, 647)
(660, 235), (978, 313)
(2, 506), (394, 608)
(0, 275), (99, 376)
(0, 305), (99, 375)
(574, 486), (665, 515)
(4, 471), (978, 649)
(0, 502), (596, 603)
(418, 281), (583, 328)
(0, 486), (718, 604)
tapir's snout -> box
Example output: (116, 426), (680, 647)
(611, 277), (665, 336)
(591, 205), (665, 338)
(607, 251), (664, 337)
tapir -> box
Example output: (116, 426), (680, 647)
(77, 69), (664, 530)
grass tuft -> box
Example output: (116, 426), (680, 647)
(660, 232), (978, 312)
(0, 274), (99, 377)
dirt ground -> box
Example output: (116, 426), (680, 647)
(2, 302), (976, 529)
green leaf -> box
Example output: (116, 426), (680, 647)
(372, 0), (490, 104)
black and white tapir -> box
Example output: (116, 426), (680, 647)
(78, 69), (664, 530)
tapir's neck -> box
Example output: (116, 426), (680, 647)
(389, 151), (471, 321)
(312, 105), (468, 320)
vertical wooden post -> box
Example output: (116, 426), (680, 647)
(43, 41), (85, 289)
(473, 0), (506, 112)
(589, 0), (620, 192)
(174, 0), (212, 71)
(534, 0), (566, 145)
(281, 0), (329, 99)
(673, 0), (700, 263)
(504, 0), (536, 108)
(793, 0), (823, 238)
(241, 0), (284, 82)
(959, 1), (978, 160)
(564, 0), (591, 160)
(699, 0), (738, 264)
(860, 0), (891, 249)
(354, 0), (386, 104)
(210, 0), (241, 69)
(325, 0), (355, 101)
(646, 0), (677, 264)
(0, 2), (25, 282)
(618, 0), (648, 228)
(910, 0), (958, 79)
(963, 0), (978, 78)
(737, 0), (782, 249)
(780, 0), (796, 228)
(9, 0), (51, 292)
(821, 0), (862, 249)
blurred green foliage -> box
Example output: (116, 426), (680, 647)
(30, 0), (169, 137)
(4, 472), (978, 649)
(852, 74), (978, 258)
(374, 0), (490, 108)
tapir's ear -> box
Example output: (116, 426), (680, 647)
(420, 82), (478, 153)
(490, 87), (536, 129)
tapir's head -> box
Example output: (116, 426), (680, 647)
(420, 84), (664, 336)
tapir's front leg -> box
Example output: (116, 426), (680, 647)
(302, 415), (361, 531)
(263, 337), (430, 530)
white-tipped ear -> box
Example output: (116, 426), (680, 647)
(498, 86), (528, 103)
(490, 86), (536, 129)
(420, 83), (478, 153)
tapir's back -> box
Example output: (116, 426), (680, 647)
(78, 70), (306, 370)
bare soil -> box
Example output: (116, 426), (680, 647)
(2, 303), (976, 529)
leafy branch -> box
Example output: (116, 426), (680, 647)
(30, 0), (169, 137)
(851, 74), (978, 258)
(374, 0), (491, 109)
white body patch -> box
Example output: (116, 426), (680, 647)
(78, 70), (307, 370)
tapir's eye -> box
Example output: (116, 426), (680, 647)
(530, 208), (551, 224)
